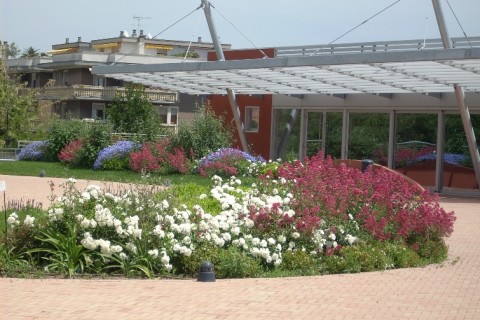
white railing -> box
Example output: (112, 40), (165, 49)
(37, 85), (178, 103)
(276, 36), (480, 57)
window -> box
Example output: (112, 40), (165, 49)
(159, 107), (179, 125)
(92, 103), (106, 120)
(245, 106), (260, 132)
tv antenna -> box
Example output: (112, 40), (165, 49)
(133, 16), (151, 31)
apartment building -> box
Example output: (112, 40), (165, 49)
(4, 31), (231, 130)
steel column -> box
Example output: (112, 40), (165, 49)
(436, 111), (445, 192)
(388, 110), (397, 169)
(299, 109), (307, 159)
(341, 109), (349, 159)
(432, 0), (480, 189)
(202, 0), (249, 153)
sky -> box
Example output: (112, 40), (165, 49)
(1, 0), (479, 54)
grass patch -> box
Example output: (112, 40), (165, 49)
(0, 160), (212, 186)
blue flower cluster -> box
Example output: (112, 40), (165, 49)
(18, 141), (48, 161)
(198, 147), (266, 167)
(93, 141), (136, 170)
(414, 152), (467, 166)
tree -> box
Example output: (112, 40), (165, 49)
(21, 47), (40, 58)
(0, 62), (38, 146)
(1, 42), (20, 59)
(107, 84), (162, 141)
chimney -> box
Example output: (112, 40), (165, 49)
(65, 38), (70, 44)
(77, 36), (82, 42)
(198, 37), (202, 43)
(120, 31), (125, 38)
(132, 29), (137, 37)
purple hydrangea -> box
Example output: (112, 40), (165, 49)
(200, 148), (265, 164)
(18, 141), (48, 161)
(414, 152), (467, 165)
(197, 148), (265, 173)
(93, 141), (136, 170)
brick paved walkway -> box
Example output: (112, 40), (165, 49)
(1, 175), (479, 320)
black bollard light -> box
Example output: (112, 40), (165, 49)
(361, 159), (374, 173)
(197, 261), (215, 282)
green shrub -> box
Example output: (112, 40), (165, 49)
(102, 157), (130, 170)
(216, 246), (261, 278)
(44, 119), (88, 161)
(180, 242), (222, 276)
(76, 123), (112, 168)
(281, 250), (317, 274)
(169, 106), (233, 160)
(322, 243), (389, 274)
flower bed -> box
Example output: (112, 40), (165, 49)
(2, 153), (455, 278)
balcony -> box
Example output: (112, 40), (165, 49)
(36, 85), (178, 103)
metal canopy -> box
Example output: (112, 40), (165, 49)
(92, 48), (480, 96)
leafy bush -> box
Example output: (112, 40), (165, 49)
(281, 250), (317, 274)
(18, 141), (48, 161)
(107, 85), (162, 142)
(75, 123), (113, 168)
(44, 119), (88, 161)
(94, 141), (136, 170)
(169, 106), (233, 160)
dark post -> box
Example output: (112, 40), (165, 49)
(361, 159), (374, 173)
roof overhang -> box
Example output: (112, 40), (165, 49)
(92, 48), (480, 96)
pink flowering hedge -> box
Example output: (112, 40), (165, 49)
(272, 153), (455, 246)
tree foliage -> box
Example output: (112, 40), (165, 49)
(0, 62), (38, 147)
(107, 84), (162, 142)
(21, 47), (40, 58)
(169, 105), (233, 159)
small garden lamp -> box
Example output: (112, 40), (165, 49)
(197, 261), (215, 282)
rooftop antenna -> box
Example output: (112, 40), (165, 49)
(133, 16), (151, 31)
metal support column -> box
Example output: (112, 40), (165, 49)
(322, 111), (327, 156)
(299, 109), (307, 159)
(277, 109), (299, 159)
(432, 0), (480, 188)
(388, 110), (397, 169)
(341, 109), (349, 159)
(202, 0), (249, 153)
(436, 111), (446, 192)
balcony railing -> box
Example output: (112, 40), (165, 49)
(34, 85), (178, 103)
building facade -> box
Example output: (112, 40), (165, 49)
(4, 31), (231, 131)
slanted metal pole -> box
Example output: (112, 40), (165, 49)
(432, 0), (480, 188)
(201, 0), (249, 153)
(277, 109), (298, 159)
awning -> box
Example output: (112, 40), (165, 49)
(92, 43), (120, 49)
(47, 48), (78, 55)
(92, 48), (480, 96)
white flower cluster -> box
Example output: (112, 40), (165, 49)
(47, 208), (64, 222)
(7, 213), (20, 227)
(80, 232), (122, 256)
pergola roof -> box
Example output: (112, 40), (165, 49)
(92, 47), (480, 96)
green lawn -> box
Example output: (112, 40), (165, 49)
(0, 161), (211, 186)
